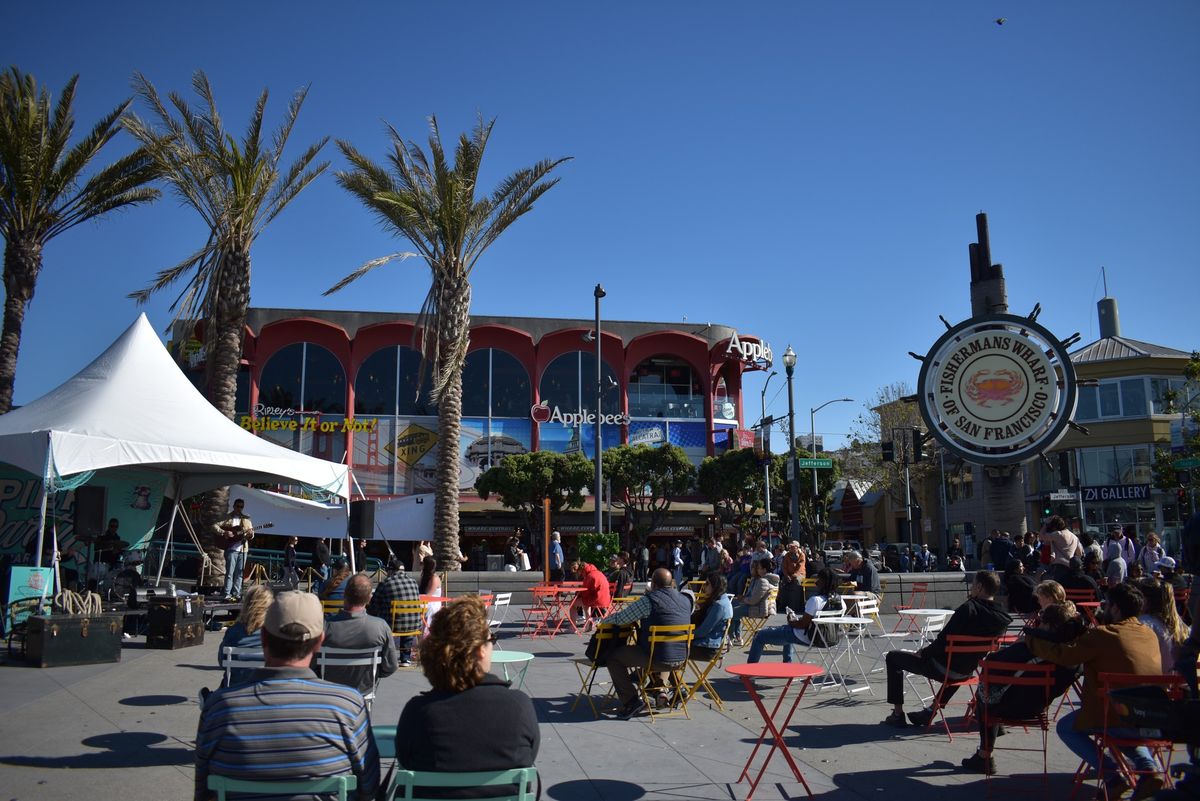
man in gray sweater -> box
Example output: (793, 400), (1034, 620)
(323, 573), (398, 696)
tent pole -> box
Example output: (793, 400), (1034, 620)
(35, 450), (51, 568)
(51, 515), (62, 596)
(155, 499), (181, 587)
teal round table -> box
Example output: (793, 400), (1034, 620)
(490, 650), (534, 691)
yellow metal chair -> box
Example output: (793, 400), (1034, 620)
(636, 623), (694, 721)
(321, 599), (343, 618)
(571, 623), (634, 718)
(687, 618), (732, 711)
(389, 599), (427, 664)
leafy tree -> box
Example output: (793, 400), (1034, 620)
(698, 447), (765, 531)
(327, 116), (569, 570)
(0, 68), (160, 412)
(846, 380), (935, 507)
(123, 71), (328, 581)
(768, 448), (843, 542)
(604, 443), (695, 547)
(475, 450), (592, 539)
(1152, 351), (1200, 494)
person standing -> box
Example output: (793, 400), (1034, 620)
(353, 538), (368, 573)
(283, 536), (299, 590)
(1104, 541), (1128, 589)
(220, 499), (254, 601)
(670, 540), (685, 587)
(549, 531), (564, 582)
(503, 537), (524, 572)
(637, 542), (650, 582)
(311, 538), (331, 588)
(367, 563), (421, 665)
(1136, 533), (1164, 577)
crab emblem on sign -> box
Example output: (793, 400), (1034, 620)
(964, 369), (1025, 407)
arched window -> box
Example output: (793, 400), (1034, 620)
(539, 351), (620, 415)
(463, 348), (531, 418)
(260, 342), (346, 414)
(352, 346), (433, 417)
(628, 355), (703, 419)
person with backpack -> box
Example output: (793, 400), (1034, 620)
(747, 568), (840, 663)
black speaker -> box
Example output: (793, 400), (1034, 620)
(73, 486), (107, 539)
(349, 500), (376, 539)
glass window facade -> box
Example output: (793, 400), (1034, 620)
(260, 342), (345, 414)
(1075, 377), (1151, 421)
(538, 351), (620, 415)
(1077, 444), (1153, 486)
(353, 346), (433, 417)
(462, 348), (531, 418)
(628, 356), (704, 419)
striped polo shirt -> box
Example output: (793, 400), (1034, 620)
(195, 666), (379, 801)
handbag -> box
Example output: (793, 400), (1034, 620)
(584, 630), (620, 666)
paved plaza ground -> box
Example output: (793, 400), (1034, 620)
(0, 606), (1111, 801)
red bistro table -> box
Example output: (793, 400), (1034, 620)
(726, 662), (825, 800)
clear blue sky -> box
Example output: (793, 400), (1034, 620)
(8, 2), (1198, 450)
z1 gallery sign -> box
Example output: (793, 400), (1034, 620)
(918, 314), (1077, 465)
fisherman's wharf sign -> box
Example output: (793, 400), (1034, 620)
(918, 314), (1077, 465)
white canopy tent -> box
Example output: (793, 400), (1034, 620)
(231, 486), (434, 543)
(0, 314), (351, 587)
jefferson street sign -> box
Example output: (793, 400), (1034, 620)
(1049, 491), (1077, 501)
(797, 458), (833, 469)
(1174, 457), (1200, 470)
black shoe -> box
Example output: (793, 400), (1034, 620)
(907, 708), (935, 727)
(995, 725), (1007, 738)
(882, 710), (908, 727)
(961, 753), (997, 775)
(617, 699), (647, 720)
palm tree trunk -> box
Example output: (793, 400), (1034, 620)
(433, 273), (471, 571)
(0, 238), (42, 414)
(199, 249), (252, 587)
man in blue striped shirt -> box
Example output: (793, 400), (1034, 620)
(195, 591), (379, 801)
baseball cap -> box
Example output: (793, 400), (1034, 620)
(1155, 556), (1177, 571)
(264, 591), (324, 642)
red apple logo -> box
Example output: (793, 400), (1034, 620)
(531, 402), (551, 423)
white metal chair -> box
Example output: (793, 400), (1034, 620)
(221, 645), (265, 687)
(488, 592), (513, 648)
(316, 646), (383, 709)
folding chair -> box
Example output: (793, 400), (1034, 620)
(740, 588), (777, 643)
(221, 645), (265, 687)
(686, 618), (733, 710)
(893, 582), (930, 632)
(921, 634), (999, 742)
(387, 766), (537, 801)
(519, 587), (560, 638)
(317, 646), (383, 709)
(321, 599), (343, 618)
(389, 599), (427, 663)
(208, 774), (356, 801)
(487, 592), (512, 647)
(571, 623), (634, 718)
(800, 605), (872, 697)
(636, 623), (694, 721)
(978, 660), (1057, 790)
(1082, 672), (1185, 799)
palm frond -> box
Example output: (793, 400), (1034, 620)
(322, 251), (418, 295)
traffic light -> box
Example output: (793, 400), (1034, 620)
(911, 504), (923, 527)
(912, 429), (924, 463)
(1042, 497), (1053, 517)
(1179, 487), (1188, 505)
(882, 441), (895, 462)
(1057, 452), (1072, 487)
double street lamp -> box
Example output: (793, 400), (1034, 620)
(782, 346), (799, 542)
(810, 397), (853, 533)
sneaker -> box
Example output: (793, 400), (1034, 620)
(730, 636), (744, 648)
(995, 725), (1007, 738)
(655, 692), (670, 709)
(399, 655), (413, 666)
(960, 753), (997, 775)
(617, 699), (647, 720)
(907, 708), (935, 727)
(882, 710), (908, 727)
(1131, 775), (1164, 801)
(1094, 778), (1131, 801)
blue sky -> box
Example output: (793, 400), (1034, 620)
(7, 1), (1198, 451)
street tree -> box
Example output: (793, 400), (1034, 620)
(698, 447), (765, 531)
(604, 443), (695, 547)
(327, 116), (569, 570)
(123, 71), (329, 580)
(1152, 350), (1200, 497)
(768, 448), (843, 542)
(0, 68), (160, 412)
(475, 450), (592, 540)
(846, 381), (936, 508)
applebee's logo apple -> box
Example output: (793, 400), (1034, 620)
(531, 402), (552, 423)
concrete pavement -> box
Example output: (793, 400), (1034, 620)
(0, 606), (1103, 800)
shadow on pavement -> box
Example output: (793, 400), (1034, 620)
(824, 760), (1079, 799)
(176, 663), (223, 672)
(547, 778), (645, 800)
(533, 694), (608, 723)
(0, 731), (191, 769)
(119, 694), (190, 706)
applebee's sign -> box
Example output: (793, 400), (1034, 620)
(530, 402), (630, 427)
(725, 332), (772, 366)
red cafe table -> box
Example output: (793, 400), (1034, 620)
(726, 662), (825, 800)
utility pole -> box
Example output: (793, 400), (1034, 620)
(593, 284), (605, 536)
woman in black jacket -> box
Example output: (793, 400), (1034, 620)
(960, 601), (1085, 775)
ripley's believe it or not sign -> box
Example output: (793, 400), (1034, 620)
(917, 314), (1078, 465)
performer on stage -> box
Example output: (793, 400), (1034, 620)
(95, 518), (127, 569)
(220, 499), (254, 601)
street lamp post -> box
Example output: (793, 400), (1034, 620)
(760, 371), (778, 536)
(783, 346), (799, 543)
(594, 284), (605, 536)
(809, 397), (853, 533)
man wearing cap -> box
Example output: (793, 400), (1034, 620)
(1154, 556), (1187, 594)
(323, 574), (398, 696)
(195, 591), (379, 801)
(367, 561), (421, 665)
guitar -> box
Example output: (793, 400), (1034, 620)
(223, 521), (274, 546)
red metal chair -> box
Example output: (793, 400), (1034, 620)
(921, 634), (1000, 742)
(978, 660), (1057, 789)
(892, 582), (930, 633)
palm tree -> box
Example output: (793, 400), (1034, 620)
(328, 116), (569, 570)
(123, 71), (328, 584)
(0, 68), (160, 413)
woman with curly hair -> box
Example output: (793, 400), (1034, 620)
(395, 595), (539, 797)
(217, 583), (274, 686)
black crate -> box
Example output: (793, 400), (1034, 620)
(25, 614), (124, 667)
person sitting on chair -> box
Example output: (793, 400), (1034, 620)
(690, 572), (733, 662)
(195, 591), (379, 801)
(217, 584), (274, 687)
(570, 559), (613, 627)
(395, 595), (538, 797)
(323, 574), (398, 697)
(960, 601), (1085, 775)
(728, 557), (777, 646)
(882, 570), (1012, 728)
(747, 568), (840, 663)
(843, 550), (880, 601)
(1002, 559), (1039, 616)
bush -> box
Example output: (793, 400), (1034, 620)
(574, 531), (619, 569)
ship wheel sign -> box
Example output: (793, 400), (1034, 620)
(917, 313), (1078, 465)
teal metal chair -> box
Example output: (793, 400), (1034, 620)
(207, 773), (357, 801)
(388, 767), (537, 801)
